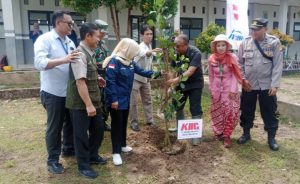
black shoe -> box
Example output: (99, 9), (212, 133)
(268, 138), (279, 151)
(237, 134), (251, 144)
(47, 162), (64, 174)
(78, 168), (97, 179)
(104, 123), (111, 132)
(62, 150), (75, 157)
(130, 122), (140, 132)
(89, 155), (108, 165)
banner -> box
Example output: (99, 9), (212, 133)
(226, 0), (249, 50)
(177, 119), (203, 140)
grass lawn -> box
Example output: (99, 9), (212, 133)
(0, 92), (300, 184)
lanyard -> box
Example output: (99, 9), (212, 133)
(58, 38), (68, 55)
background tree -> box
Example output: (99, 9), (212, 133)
(269, 29), (294, 50)
(61, 0), (139, 41)
(195, 23), (225, 54)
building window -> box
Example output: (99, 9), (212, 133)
(180, 18), (203, 40)
(193, 6), (196, 14)
(294, 13), (296, 19)
(263, 11), (268, 19)
(293, 22), (300, 41)
(273, 22), (279, 29)
(202, 7), (205, 14)
(215, 19), (226, 28)
(183, 6), (186, 13)
(222, 8), (225, 15)
(24, 0), (29, 5)
(55, 0), (59, 6)
(273, 11), (276, 18)
(214, 8), (217, 14)
(28, 11), (85, 33)
(247, 10), (250, 16)
(40, 0), (44, 6)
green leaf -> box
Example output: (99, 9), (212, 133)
(181, 76), (188, 82)
(147, 19), (156, 27)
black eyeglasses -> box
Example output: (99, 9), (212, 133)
(61, 21), (74, 27)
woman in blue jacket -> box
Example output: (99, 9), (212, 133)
(103, 38), (156, 166)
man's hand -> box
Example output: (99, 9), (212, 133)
(63, 52), (80, 63)
(166, 77), (180, 86)
(268, 87), (278, 96)
(98, 76), (106, 88)
(86, 105), (96, 117)
(242, 79), (252, 92)
(111, 102), (118, 110)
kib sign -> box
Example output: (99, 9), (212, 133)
(177, 119), (203, 140)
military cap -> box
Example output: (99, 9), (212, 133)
(95, 19), (108, 33)
(250, 18), (268, 30)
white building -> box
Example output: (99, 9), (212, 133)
(0, 0), (299, 70)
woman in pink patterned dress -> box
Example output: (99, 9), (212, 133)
(208, 34), (242, 148)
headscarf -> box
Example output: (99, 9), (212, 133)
(103, 38), (141, 68)
(209, 34), (243, 84)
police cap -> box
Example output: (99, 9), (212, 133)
(250, 18), (268, 30)
(95, 19), (108, 33)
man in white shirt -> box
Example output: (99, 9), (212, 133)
(129, 25), (161, 131)
(34, 10), (79, 174)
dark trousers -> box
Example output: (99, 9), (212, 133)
(109, 108), (129, 154)
(240, 90), (278, 132)
(62, 111), (74, 153)
(40, 91), (73, 164)
(175, 87), (203, 117)
(100, 88), (109, 123)
(70, 109), (104, 170)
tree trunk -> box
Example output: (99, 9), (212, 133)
(127, 7), (132, 37)
(115, 6), (120, 41)
(109, 5), (120, 42)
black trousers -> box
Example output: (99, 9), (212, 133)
(109, 108), (129, 154)
(100, 88), (109, 123)
(70, 109), (104, 170)
(240, 90), (278, 132)
(175, 87), (203, 117)
(40, 91), (73, 164)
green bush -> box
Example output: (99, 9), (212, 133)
(195, 23), (225, 54)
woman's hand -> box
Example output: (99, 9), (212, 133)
(111, 102), (118, 109)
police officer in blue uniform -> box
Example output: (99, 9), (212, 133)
(237, 18), (283, 151)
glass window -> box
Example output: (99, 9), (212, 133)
(40, 0), (44, 6)
(24, 0), (29, 5)
(55, 0), (59, 6)
(215, 19), (226, 28)
(293, 22), (300, 41)
(180, 18), (203, 40)
(263, 11), (268, 19)
(28, 11), (85, 33)
(183, 6), (186, 13)
(273, 22), (279, 29)
(202, 7), (205, 14)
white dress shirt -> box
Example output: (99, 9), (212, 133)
(34, 29), (75, 97)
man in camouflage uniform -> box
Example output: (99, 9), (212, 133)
(94, 19), (111, 131)
(237, 18), (283, 151)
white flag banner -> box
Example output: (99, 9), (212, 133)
(226, 0), (249, 50)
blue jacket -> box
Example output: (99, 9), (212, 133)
(105, 57), (154, 110)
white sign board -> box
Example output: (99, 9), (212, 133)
(226, 0), (249, 50)
(177, 119), (203, 140)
